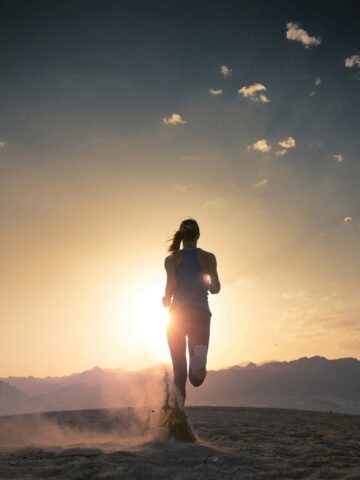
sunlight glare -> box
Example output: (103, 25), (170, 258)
(126, 279), (170, 357)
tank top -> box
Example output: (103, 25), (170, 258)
(170, 248), (210, 312)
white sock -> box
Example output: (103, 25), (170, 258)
(190, 345), (208, 371)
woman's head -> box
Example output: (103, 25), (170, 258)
(168, 218), (200, 253)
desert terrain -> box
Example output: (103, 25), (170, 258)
(1, 406), (360, 479)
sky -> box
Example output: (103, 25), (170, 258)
(0, 0), (359, 377)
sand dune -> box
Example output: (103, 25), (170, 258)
(1, 406), (360, 479)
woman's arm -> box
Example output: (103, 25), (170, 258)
(162, 255), (176, 307)
(207, 253), (221, 294)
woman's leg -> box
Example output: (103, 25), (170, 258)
(187, 307), (211, 387)
(167, 316), (187, 401)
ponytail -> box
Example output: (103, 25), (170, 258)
(168, 229), (184, 253)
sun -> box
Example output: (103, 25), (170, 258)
(126, 279), (170, 354)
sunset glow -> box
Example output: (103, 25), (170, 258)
(127, 282), (170, 355)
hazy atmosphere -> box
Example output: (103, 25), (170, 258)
(1, 0), (359, 377)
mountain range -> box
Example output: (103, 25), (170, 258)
(1, 356), (360, 416)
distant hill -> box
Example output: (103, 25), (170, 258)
(0, 365), (169, 415)
(0, 380), (28, 411)
(1, 357), (360, 416)
(188, 356), (360, 413)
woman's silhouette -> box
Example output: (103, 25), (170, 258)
(163, 218), (221, 406)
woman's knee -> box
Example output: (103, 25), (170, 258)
(189, 370), (207, 387)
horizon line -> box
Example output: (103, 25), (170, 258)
(2, 354), (359, 380)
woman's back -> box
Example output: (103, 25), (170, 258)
(163, 218), (220, 310)
(171, 248), (209, 311)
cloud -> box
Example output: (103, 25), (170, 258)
(274, 137), (296, 157)
(286, 22), (321, 47)
(345, 55), (360, 68)
(248, 137), (295, 156)
(333, 154), (344, 162)
(172, 183), (192, 192)
(162, 113), (186, 126)
(0, 140), (5, 148)
(258, 93), (270, 103)
(278, 305), (358, 340)
(247, 139), (271, 153)
(310, 78), (321, 96)
(254, 179), (268, 189)
(238, 83), (270, 103)
(278, 136), (296, 149)
(274, 149), (287, 157)
(343, 216), (352, 224)
(209, 88), (223, 96)
(220, 65), (232, 77)
(298, 308), (355, 332)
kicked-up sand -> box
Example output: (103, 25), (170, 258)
(1, 406), (360, 479)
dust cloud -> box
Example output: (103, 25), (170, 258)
(0, 367), (197, 451)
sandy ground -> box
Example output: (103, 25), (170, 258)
(1, 406), (360, 479)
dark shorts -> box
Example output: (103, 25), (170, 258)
(168, 304), (212, 343)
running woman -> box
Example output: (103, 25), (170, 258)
(162, 218), (221, 405)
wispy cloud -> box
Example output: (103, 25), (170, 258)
(220, 65), (232, 77)
(0, 140), (5, 148)
(254, 179), (268, 189)
(345, 55), (360, 68)
(309, 79), (320, 97)
(162, 113), (186, 126)
(258, 93), (270, 103)
(282, 306), (355, 337)
(247, 139), (271, 153)
(209, 88), (223, 96)
(274, 149), (287, 157)
(286, 22), (321, 47)
(238, 83), (270, 103)
(278, 136), (296, 149)
(343, 216), (353, 224)
(334, 154), (344, 162)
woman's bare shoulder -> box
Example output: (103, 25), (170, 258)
(198, 248), (216, 263)
(197, 248), (216, 261)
